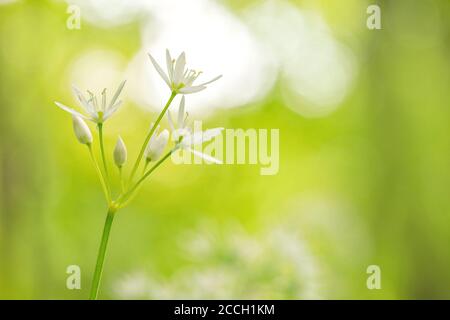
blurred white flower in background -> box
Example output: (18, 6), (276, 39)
(245, 0), (357, 117)
(112, 193), (372, 299)
(115, 271), (153, 299)
(65, 0), (147, 27)
(113, 219), (322, 299)
(0, 0), (18, 5)
(284, 193), (373, 296)
(68, 49), (127, 99)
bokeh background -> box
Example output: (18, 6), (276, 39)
(0, 0), (449, 299)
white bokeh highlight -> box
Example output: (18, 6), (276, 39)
(246, 0), (357, 117)
(65, 0), (357, 118)
(68, 49), (127, 95)
(127, 0), (277, 115)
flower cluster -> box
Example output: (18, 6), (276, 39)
(54, 49), (223, 209)
(55, 49), (223, 300)
(113, 218), (322, 299)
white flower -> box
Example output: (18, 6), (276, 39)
(179, 128), (224, 164)
(169, 97), (223, 164)
(144, 127), (170, 162)
(148, 49), (222, 94)
(113, 136), (127, 168)
(55, 80), (126, 124)
(72, 114), (93, 145)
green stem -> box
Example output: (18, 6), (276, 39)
(128, 92), (176, 185)
(142, 160), (149, 175)
(89, 206), (117, 300)
(119, 167), (125, 193)
(118, 149), (175, 207)
(97, 124), (111, 196)
(87, 144), (111, 203)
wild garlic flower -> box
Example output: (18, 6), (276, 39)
(72, 114), (93, 145)
(144, 126), (170, 162)
(148, 50), (222, 94)
(55, 81), (126, 124)
(113, 136), (127, 168)
(178, 127), (224, 164)
(169, 97), (223, 164)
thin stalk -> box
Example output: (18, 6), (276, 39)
(119, 167), (125, 193)
(87, 144), (111, 203)
(89, 206), (117, 300)
(118, 149), (175, 207)
(128, 92), (176, 185)
(97, 123), (111, 189)
(142, 160), (149, 175)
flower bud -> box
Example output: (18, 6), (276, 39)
(72, 114), (93, 145)
(144, 129), (169, 162)
(113, 136), (127, 168)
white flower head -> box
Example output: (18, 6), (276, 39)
(72, 114), (93, 145)
(169, 98), (223, 164)
(55, 80), (126, 124)
(148, 49), (222, 94)
(179, 128), (224, 164)
(113, 136), (127, 168)
(144, 126), (170, 162)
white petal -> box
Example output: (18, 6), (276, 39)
(174, 128), (191, 144)
(101, 88), (107, 111)
(148, 53), (171, 88)
(108, 80), (126, 109)
(173, 52), (186, 85)
(156, 129), (170, 149)
(183, 132), (201, 145)
(103, 100), (122, 121)
(201, 128), (224, 143)
(55, 101), (90, 120)
(149, 125), (160, 144)
(146, 129), (169, 161)
(188, 148), (222, 164)
(187, 128), (223, 146)
(197, 75), (223, 87)
(178, 96), (185, 127)
(183, 131), (201, 146)
(167, 111), (175, 131)
(179, 85), (206, 94)
(72, 86), (95, 115)
(165, 49), (173, 82)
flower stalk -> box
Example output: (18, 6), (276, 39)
(87, 144), (111, 203)
(89, 205), (117, 300)
(119, 148), (175, 208)
(55, 49), (223, 299)
(128, 91), (176, 185)
(97, 123), (111, 197)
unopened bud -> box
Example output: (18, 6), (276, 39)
(113, 136), (127, 167)
(72, 114), (93, 145)
(144, 129), (169, 162)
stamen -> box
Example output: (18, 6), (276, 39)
(87, 91), (98, 110)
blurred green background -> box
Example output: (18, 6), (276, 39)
(0, 0), (449, 299)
